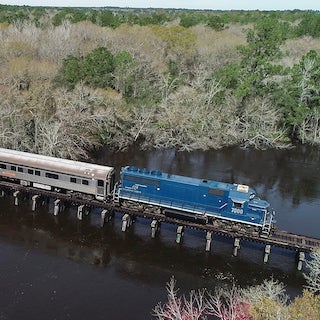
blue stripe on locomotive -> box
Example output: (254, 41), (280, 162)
(118, 166), (270, 226)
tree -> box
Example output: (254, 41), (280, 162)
(218, 17), (287, 100)
(97, 10), (121, 28)
(243, 278), (288, 320)
(0, 78), (127, 158)
(153, 277), (207, 320)
(82, 47), (115, 88)
(153, 277), (250, 320)
(288, 290), (320, 320)
(295, 12), (320, 38)
(151, 25), (196, 62)
(304, 249), (320, 293)
(153, 276), (320, 320)
(206, 284), (250, 320)
(113, 50), (136, 97)
(0, 91), (31, 151)
(237, 97), (290, 149)
(56, 48), (116, 90)
(277, 50), (320, 143)
(179, 13), (202, 28)
(57, 55), (82, 89)
(206, 15), (225, 31)
(150, 83), (226, 151)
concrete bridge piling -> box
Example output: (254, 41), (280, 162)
(121, 213), (132, 232)
(151, 219), (160, 238)
(176, 226), (184, 244)
(31, 194), (40, 211)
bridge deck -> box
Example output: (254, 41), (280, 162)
(0, 180), (319, 253)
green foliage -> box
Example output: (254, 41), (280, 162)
(114, 50), (135, 69)
(179, 13), (202, 28)
(113, 51), (136, 97)
(96, 10), (121, 28)
(295, 12), (320, 38)
(206, 15), (225, 30)
(57, 48), (142, 99)
(0, 5), (314, 33)
(52, 8), (72, 26)
(69, 10), (87, 24)
(215, 64), (241, 99)
(0, 5), (30, 24)
(56, 48), (115, 89)
(217, 17), (287, 99)
(55, 55), (82, 89)
(81, 47), (115, 88)
(167, 60), (180, 80)
(137, 11), (169, 26)
(239, 17), (288, 70)
(152, 25), (196, 57)
(288, 290), (320, 319)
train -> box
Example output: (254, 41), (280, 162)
(0, 148), (274, 235)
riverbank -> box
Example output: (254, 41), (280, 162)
(1, 10), (320, 159)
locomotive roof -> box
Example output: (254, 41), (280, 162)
(0, 148), (114, 180)
(122, 166), (255, 194)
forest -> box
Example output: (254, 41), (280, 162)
(0, 5), (320, 159)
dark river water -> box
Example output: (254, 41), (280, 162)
(0, 146), (319, 320)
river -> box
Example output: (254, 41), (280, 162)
(0, 146), (319, 319)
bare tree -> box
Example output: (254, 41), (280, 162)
(243, 277), (288, 304)
(150, 84), (226, 151)
(294, 56), (320, 145)
(0, 94), (31, 150)
(238, 97), (290, 149)
(304, 249), (320, 293)
(242, 277), (289, 320)
(153, 277), (250, 320)
(153, 277), (209, 320)
(0, 80), (127, 159)
(206, 284), (250, 320)
(299, 108), (320, 145)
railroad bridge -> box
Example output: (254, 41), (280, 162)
(1, 180), (319, 271)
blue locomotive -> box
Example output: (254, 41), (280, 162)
(115, 166), (274, 235)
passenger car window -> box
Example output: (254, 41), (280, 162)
(45, 172), (58, 179)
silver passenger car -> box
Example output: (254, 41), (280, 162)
(0, 148), (115, 200)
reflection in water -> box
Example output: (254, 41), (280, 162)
(0, 197), (306, 286)
(0, 146), (319, 319)
(2, 226), (110, 267)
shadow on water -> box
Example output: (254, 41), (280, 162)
(0, 145), (319, 319)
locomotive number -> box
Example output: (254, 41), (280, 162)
(232, 207), (243, 214)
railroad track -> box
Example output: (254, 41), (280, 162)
(0, 180), (319, 253)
